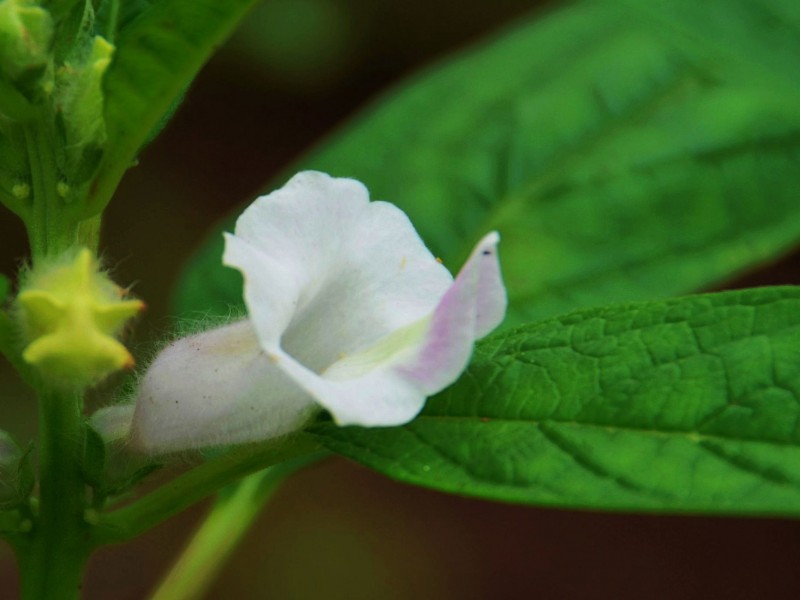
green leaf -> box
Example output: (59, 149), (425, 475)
(616, 0), (800, 94)
(174, 0), (800, 325)
(0, 433), (33, 509)
(80, 423), (106, 490)
(87, 0), (259, 214)
(313, 286), (800, 516)
(84, 416), (163, 503)
(47, 0), (85, 25)
(15, 442), (34, 504)
(50, 0), (94, 64)
(0, 274), (8, 304)
(95, 0), (153, 40)
(101, 462), (162, 500)
(297, 3), (800, 327)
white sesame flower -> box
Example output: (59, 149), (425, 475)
(129, 171), (506, 453)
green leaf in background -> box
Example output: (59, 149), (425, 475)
(95, 0), (154, 39)
(0, 274), (8, 304)
(48, 0), (86, 25)
(87, 0), (259, 215)
(175, 0), (800, 326)
(314, 287), (800, 516)
(616, 0), (800, 94)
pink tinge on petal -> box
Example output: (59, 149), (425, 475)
(472, 232), (506, 336)
(397, 232), (506, 394)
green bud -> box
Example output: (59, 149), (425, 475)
(56, 179), (69, 198)
(53, 34), (114, 184)
(16, 248), (144, 386)
(56, 35), (113, 150)
(11, 181), (29, 199)
(0, 0), (53, 81)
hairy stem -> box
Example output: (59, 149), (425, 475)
(17, 386), (90, 600)
(25, 120), (69, 262)
(24, 118), (100, 263)
(94, 434), (323, 545)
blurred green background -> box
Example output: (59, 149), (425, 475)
(2, 0), (800, 597)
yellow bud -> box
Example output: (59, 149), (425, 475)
(17, 248), (144, 386)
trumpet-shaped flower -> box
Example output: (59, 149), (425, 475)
(130, 171), (506, 453)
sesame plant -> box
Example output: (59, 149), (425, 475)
(0, 0), (799, 598)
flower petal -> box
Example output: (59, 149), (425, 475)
(395, 231), (506, 392)
(223, 171), (453, 373)
(262, 232), (506, 426)
(131, 321), (317, 453)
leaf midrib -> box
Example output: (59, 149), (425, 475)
(453, 55), (699, 264)
(412, 413), (800, 448)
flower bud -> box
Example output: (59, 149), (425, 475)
(16, 248), (144, 386)
(0, 0), (53, 83)
(55, 35), (113, 150)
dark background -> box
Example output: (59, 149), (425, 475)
(1, 1), (800, 597)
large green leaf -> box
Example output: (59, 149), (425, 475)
(87, 0), (259, 214)
(313, 287), (800, 516)
(175, 0), (800, 325)
(616, 0), (800, 94)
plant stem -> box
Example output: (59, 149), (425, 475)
(25, 120), (69, 262)
(93, 434), (323, 545)
(24, 118), (101, 263)
(149, 454), (322, 600)
(104, 0), (121, 44)
(17, 386), (90, 600)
